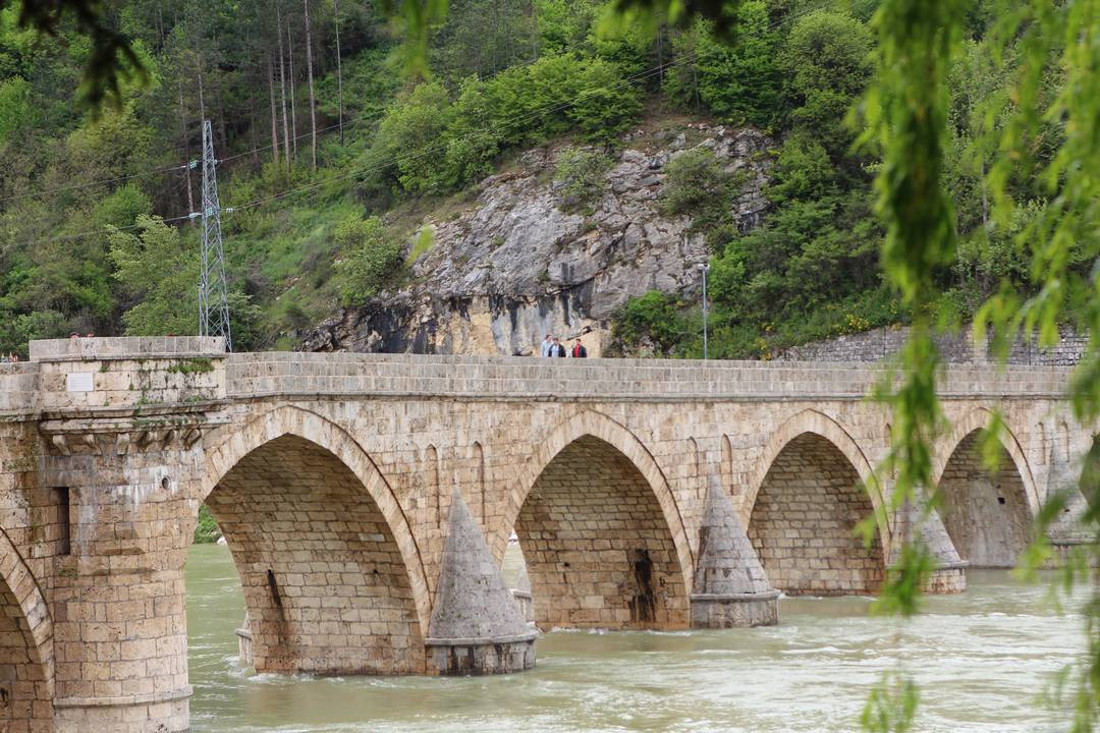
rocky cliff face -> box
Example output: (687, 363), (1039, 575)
(301, 123), (773, 356)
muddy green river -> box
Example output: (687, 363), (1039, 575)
(185, 544), (1082, 732)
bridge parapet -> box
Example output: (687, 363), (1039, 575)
(224, 350), (1072, 401)
(27, 337), (226, 413)
(0, 363), (39, 413)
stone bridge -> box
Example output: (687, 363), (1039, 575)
(0, 337), (1088, 732)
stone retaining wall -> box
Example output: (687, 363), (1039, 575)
(775, 326), (1088, 366)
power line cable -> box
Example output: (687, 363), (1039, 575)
(0, 212), (197, 251)
(0, 163), (190, 205)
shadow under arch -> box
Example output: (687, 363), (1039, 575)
(0, 527), (53, 729)
(746, 410), (885, 524)
(199, 405), (429, 674)
(746, 409), (887, 595)
(933, 408), (1041, 517)
(933, 408), (1037, 568)
(498, 410), (694, 630)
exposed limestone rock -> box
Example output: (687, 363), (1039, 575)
(301, 124), (772, 355)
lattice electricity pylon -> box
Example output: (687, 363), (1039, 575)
(198, 119), (233, 351)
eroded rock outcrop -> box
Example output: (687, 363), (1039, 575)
(301, 124), (772, 355)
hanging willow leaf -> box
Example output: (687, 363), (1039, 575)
(6, 0), (148, 113)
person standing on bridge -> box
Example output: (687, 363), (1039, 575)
(550, 337), (567, 357)
(541, 333), (553, 357)
(571, 339), (587, 358)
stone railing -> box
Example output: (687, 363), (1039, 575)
(0, 339), (1071, 419)
(223, 351), (1072, 401)
(28, 336), (225, 362)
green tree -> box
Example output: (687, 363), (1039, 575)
(109, 215), (198, 335)
(664, 4), (782, 128)
(781, 10), (872, 154)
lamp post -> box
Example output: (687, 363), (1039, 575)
(698, 263), (710, 360)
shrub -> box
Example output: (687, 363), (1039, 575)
(614, 291), (687, 354)
(334, 216), (405, 304)
(363, 82), (449, 195)
(554, 148), (613, 209)
(193, 504), (221, 543)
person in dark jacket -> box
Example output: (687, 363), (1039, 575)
(550, 337), (567, 357)
(571, 339), (587, 358)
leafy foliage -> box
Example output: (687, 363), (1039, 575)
(360, 53), (641, 197)
(554, 147), (612, 209)
(333, 215), (404, 304)
(193, 504), (221, 543)
(664, 4), (782, 128)
(612, 291), (687, 355)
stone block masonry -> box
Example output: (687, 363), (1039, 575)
(775, 325), (1087, 366)
(0, 337), (1085, 731)
(748, 433), (884, 595)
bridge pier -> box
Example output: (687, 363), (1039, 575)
(690, 477), (778, 627)
(42, 431), (203, 733)
(34, 339), (226, 732)
(425, 493), (536, 675)
(891, 500), (968, 593)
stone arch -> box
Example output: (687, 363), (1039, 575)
(933, 410), (1037, 567)
(746, 409), (884, 523)
(0, 528), (53, 730)
(747, 416), (886, 595)
(933, 408), (1040, 517)
(688, 437), (703, 500)
(201, 405), (430, 674)
(499, 410), (693, 630)
(471, 441), (486, 525)
(720, 434), (734, 495)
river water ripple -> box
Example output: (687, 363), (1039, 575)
(186, 544), (1083, 732)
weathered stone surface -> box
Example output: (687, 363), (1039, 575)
(938, 433), (1031, 568)
(511, 558), (534, 624)
(300, 126), (773, 357)
(1044, 427), (1094, 554)
(890, 500), (968, 594)
(748, 433), (885, 596)
(426, 492), (535, 675)
(517, 435), (689, 630)
(691, 476), (778, 628)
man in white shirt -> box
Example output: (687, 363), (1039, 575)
(540, 334), (553, 357)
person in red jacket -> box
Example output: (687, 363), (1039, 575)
(571, 339), (587, 358)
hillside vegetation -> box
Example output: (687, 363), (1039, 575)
(0, 0), (1071, 357)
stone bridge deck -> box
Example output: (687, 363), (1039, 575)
(0, 337), (1087, 732)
